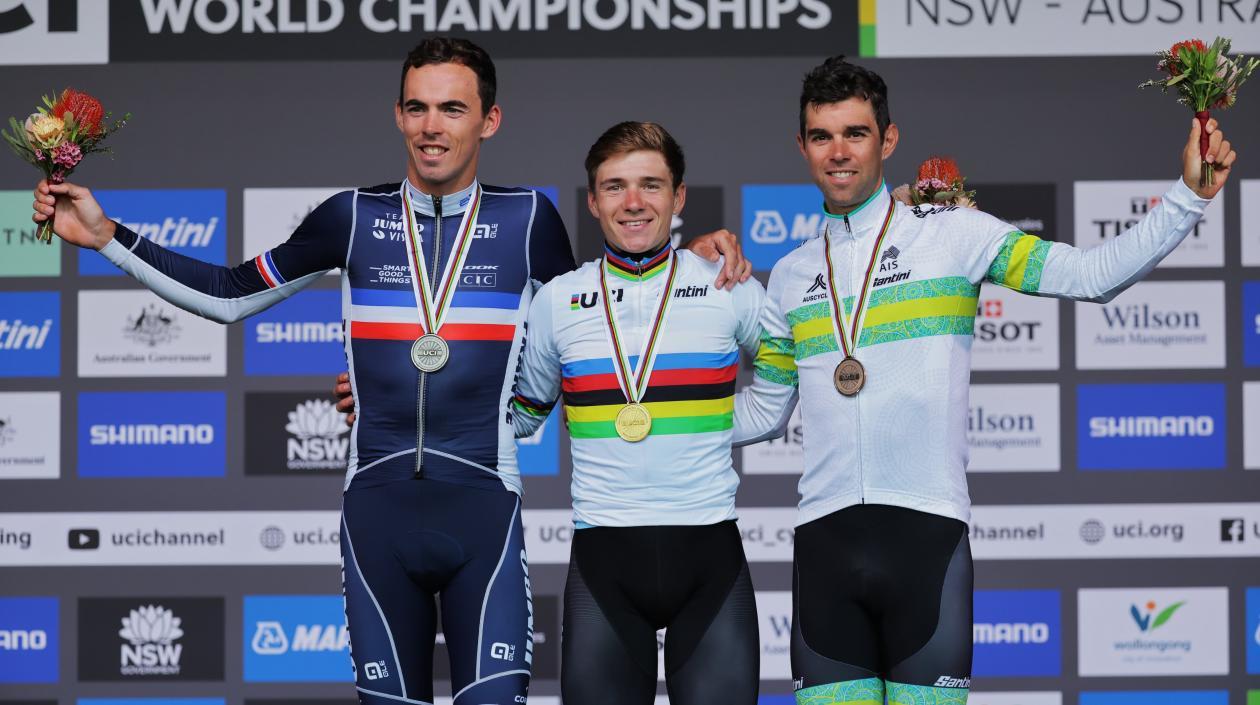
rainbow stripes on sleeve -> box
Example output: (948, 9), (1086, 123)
(561, 350), (738, 439)
(987, 231), (1051, 294)
(510, 392), (554, 418)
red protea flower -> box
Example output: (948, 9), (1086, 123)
(51, 88), (105, 136)
(917, 156), (963, 187)
(1167, 39), (1207, 75)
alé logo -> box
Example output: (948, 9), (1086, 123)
(1130, 600), (1185, 632)
(243, 596), (352, 682)
(81, 190), (227, 275)
(742, 185), (825, 271)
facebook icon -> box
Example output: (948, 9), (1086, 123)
(1222, 518), (1246, 543)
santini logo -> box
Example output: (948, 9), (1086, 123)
(117, 217), (217, 248)
(90, 424), (215, 445)
(973, 622), (1050, 644)
(1089, 415), (1213, 438)
(0, 318), (53, 350)
(256, 322), (342, 343)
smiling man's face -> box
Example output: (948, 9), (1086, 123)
(587, 149), (686, 254)
(395, 62), (501, 195)
(797, 96), (898, 213)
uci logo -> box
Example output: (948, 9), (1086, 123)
(0, 1), (76, 34)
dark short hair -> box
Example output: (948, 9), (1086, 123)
(799, 56), (890, 139)
(399, 37), (497, 115)
(584, 121), (686, 190)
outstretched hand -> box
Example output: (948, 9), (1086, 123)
(683, 228), (753, 289)
(1184, 118), (1236, 199)
(32, 180), (116, 250)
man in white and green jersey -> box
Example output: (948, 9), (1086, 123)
(734, 56), (1237, 705)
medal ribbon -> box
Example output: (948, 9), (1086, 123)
(400, 183), (483, 336)
(598, 249), (681, 405)
(822, 200), (896, 359)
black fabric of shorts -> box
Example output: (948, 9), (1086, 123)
(791, 503), (973, 689)
(561, 520), (759, 705)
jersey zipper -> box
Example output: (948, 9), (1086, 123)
(415, 196), (443, 478)
(842, 214), (864, 502)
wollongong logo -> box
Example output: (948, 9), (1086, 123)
(1130, 600), (1185, 632)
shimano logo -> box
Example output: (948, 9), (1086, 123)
(750, 211), (820, 244)
(256, 321), (343, 343)
(0, 318), (53, 350)
(90, 424), (215, 445)
(0, 629), (47, 651)
(973, 622), (1050, 644)
(1089, 415), (1214, 438)
(118, 217), (217, 248)
(934, 676), (970, 688)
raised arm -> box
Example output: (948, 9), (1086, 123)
(967, 119), (1233, 303)
(732, 267), (799, 447)
(34, 180), (351, 322)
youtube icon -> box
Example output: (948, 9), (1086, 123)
(68, 528), (100, 550)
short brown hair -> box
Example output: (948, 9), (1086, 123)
(584, 121), (686, 190)
(399, 37), (496, 115)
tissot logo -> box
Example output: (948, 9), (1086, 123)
(1077, 383), (1225, 471)
(246, 290), (344, 375)
(971, 285), (1058, 371)
(245, 393), (349, 475)
(742, 185), (825, 270)
(78, 597), (224, 681)
(243, 596), (352, 682)
(1073, 181), (1224, 267)
(0, 597), (58, 683)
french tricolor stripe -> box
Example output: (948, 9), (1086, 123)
(254, 251), (286, 289)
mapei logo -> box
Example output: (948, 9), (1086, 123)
(0, 1), (107, 66)
(79, 597), (224, 682)
(1129, 600), (1185, 633)
(0, 596), (58, 683)
(0, 291), (59, 377)
(82, 190), (227, 275)
(972, 590), (1061, 677)
(245, 290), (344, 376)
(1077, 383), (1225, 471)
(78, 391), (226, 477)
(742, 185), (825, 270)
(243, 596), (351, 682)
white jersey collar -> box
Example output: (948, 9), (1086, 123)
(404, 178), (479, 217)
(822, 182), (891, 240)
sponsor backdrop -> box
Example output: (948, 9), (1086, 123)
(0, 2), (1257, 702)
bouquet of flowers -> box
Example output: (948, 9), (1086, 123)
(1140, 37), (1256, 187)
(891, 156), (977, 208)
(2, 88), (129, 243)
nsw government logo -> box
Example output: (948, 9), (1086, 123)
(1077, 383), (1225, 471)
(742, 184), (825, 271)
(243, 596), (351, 682)
(78, 391), (226, 477)
(0, 596), (58, 683)
(245, 290), (344, 376)
(82, 190), (227, 275)
(972, 590), (1061, 677)
(245, 393), (349, 475)
(78, 597), (224, 681)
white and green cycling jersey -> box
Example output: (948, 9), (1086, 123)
(735, 179), (1210, 525)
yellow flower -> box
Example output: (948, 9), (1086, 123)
(28, 114), (65, 149)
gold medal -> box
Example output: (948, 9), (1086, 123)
(614, 403), (652, 442)
(833, 356), (866, 396)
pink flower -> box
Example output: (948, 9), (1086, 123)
(33, 148), (44, 161)
(50, 170), (66, 184)
(51, 141), (81, 169)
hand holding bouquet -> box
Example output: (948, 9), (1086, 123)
(1140, 37), (1256, 187)
(3, 88), (129, 243)
(892, 156), (977, 208)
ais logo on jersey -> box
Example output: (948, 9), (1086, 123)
(245, 290), (344, 376)
(243, 596), (351, 682)
(742, 185), (825, 271)
(81, 190), (227, 275)
(78, 392), (226, 477)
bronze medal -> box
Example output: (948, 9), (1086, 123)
(833, 356), (866, 396)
